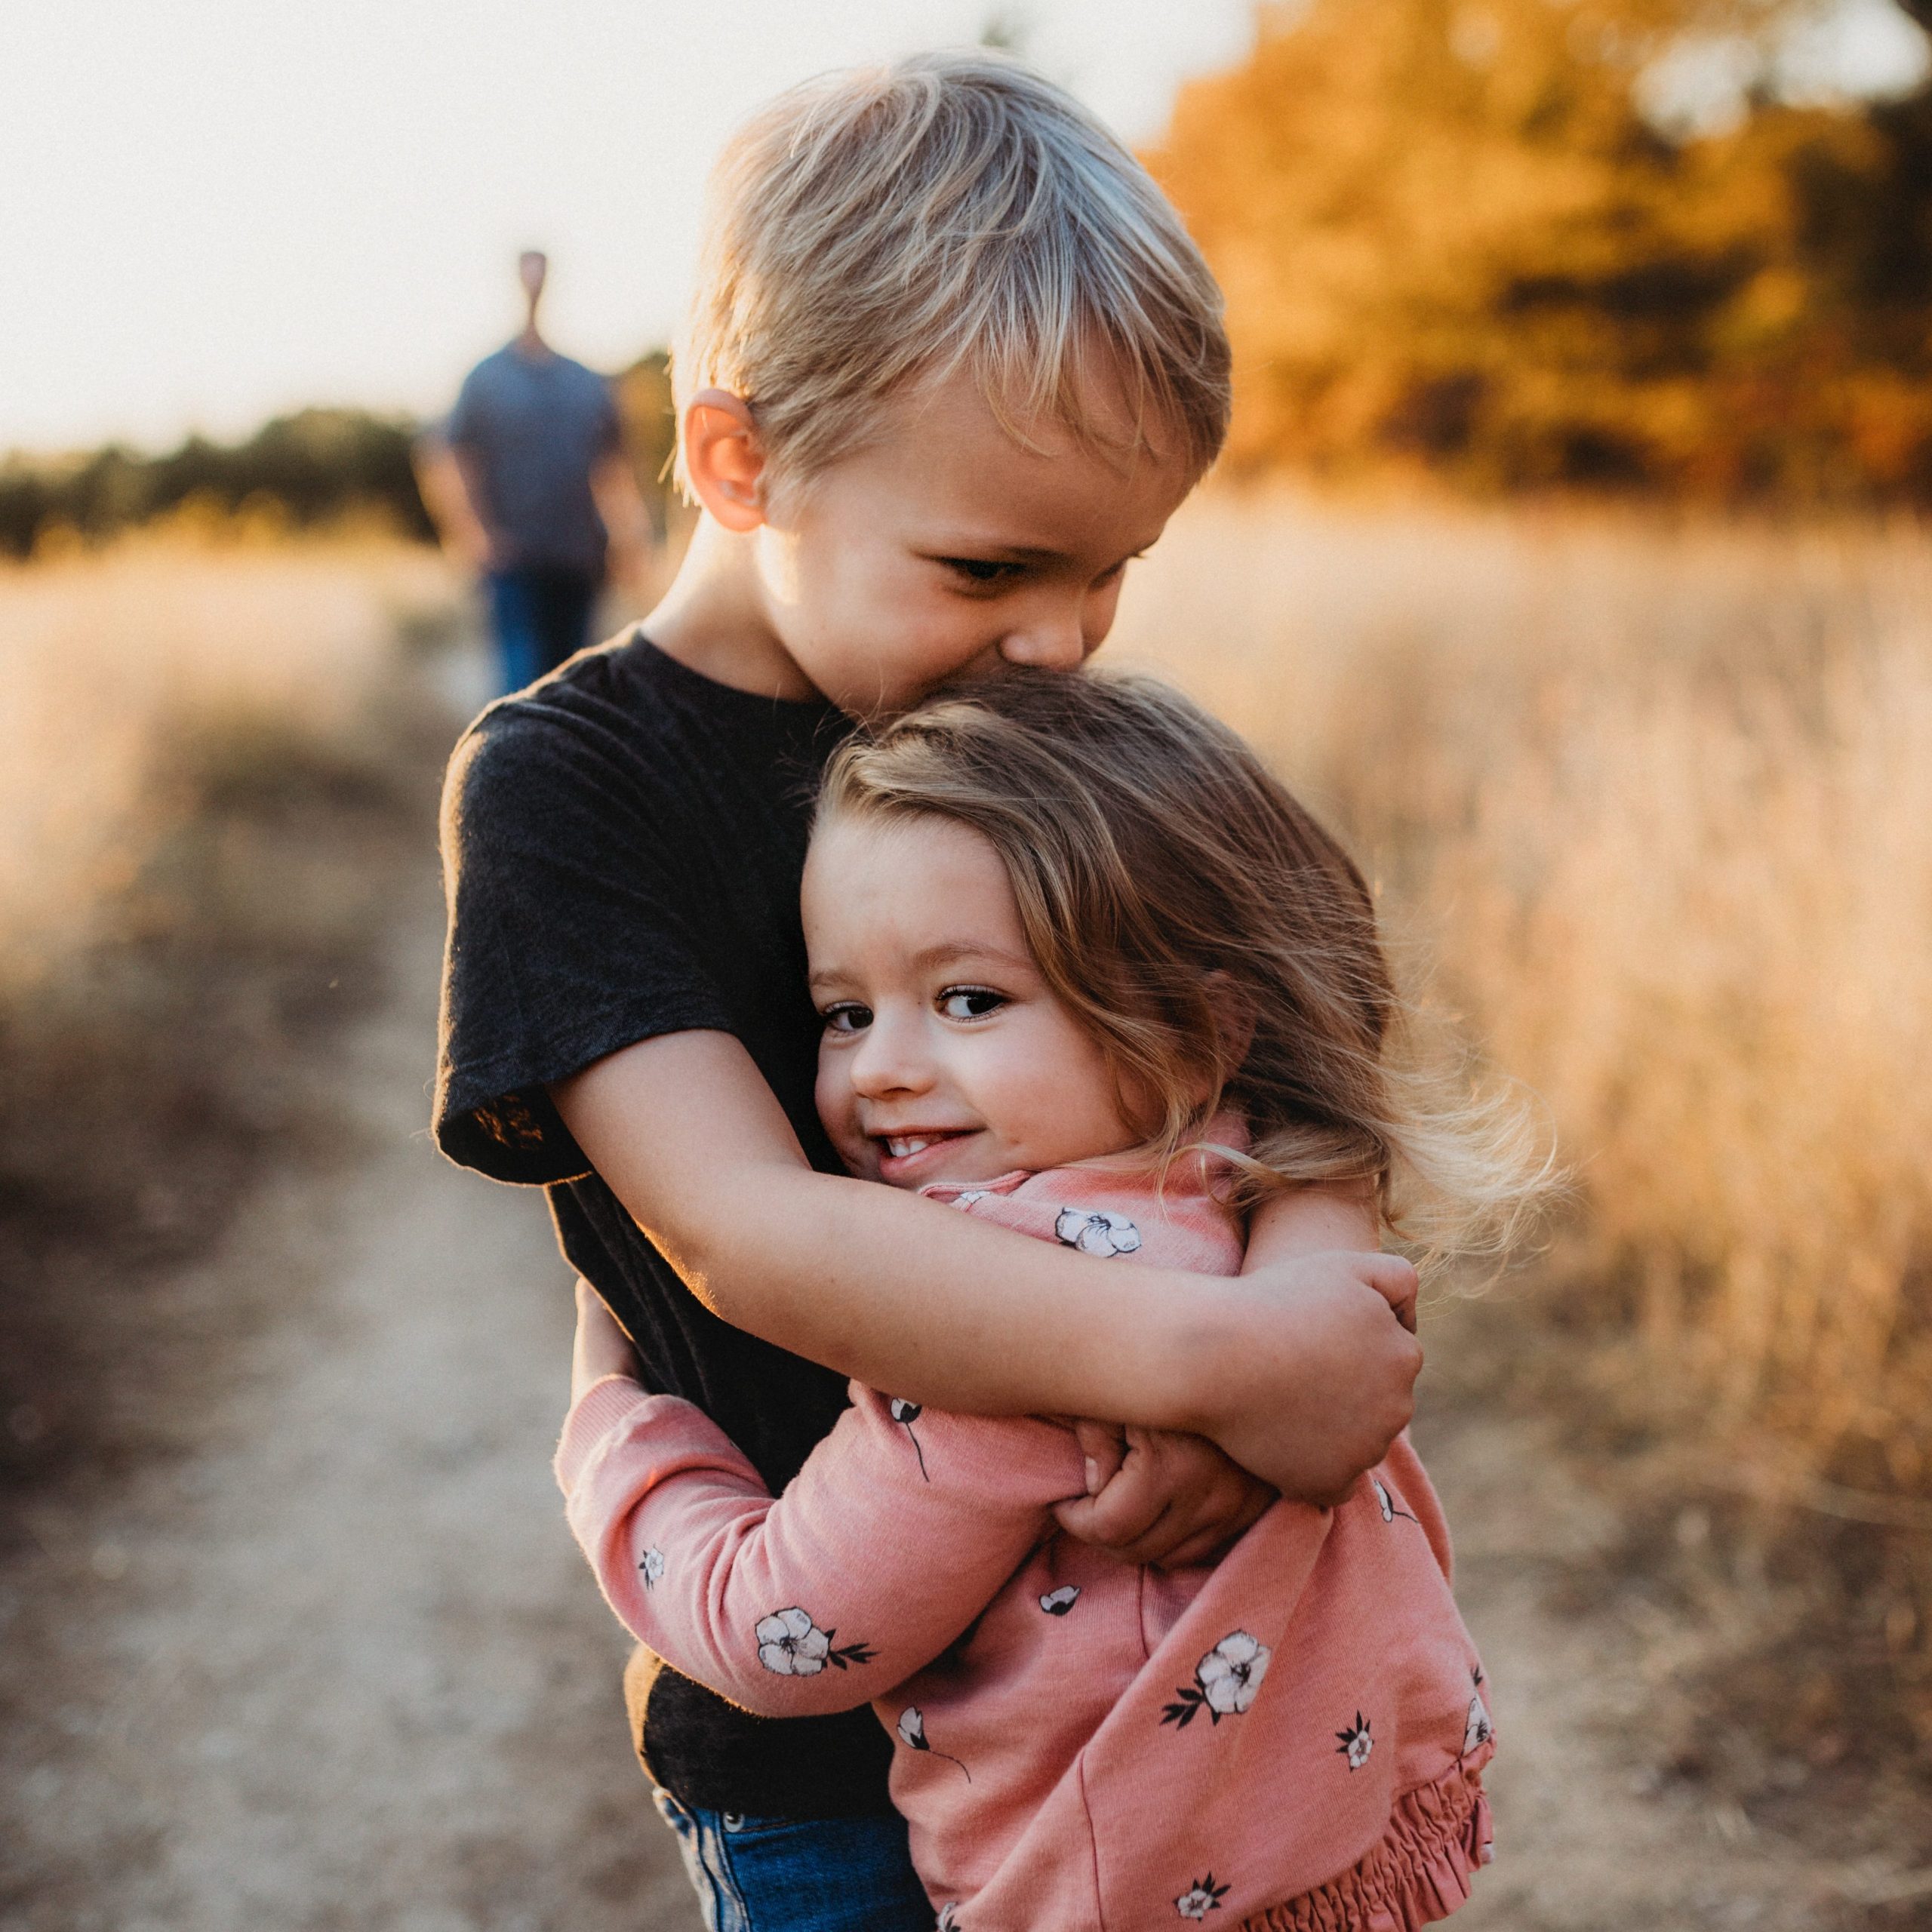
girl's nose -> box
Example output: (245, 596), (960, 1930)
(848, 1012), (932, 1098)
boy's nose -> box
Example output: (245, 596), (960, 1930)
(998, 585), (1115, 672)
(998, 612), (1090, 672)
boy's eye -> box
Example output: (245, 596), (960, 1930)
(938, 986), (1007, 1021)
(822, 1002), (873, 1035)
(937, 557), (1023, 588)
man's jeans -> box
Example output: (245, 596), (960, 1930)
(486, 565), (600, 694)
(653, 1790), (937, 1932)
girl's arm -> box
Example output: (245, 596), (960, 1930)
(551, 1032), (1421, 1506)
(556, 1344), (1078, 1718)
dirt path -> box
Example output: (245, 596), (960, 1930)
(4, 718), (699, 1932)
(3, 656), (1894, 1932)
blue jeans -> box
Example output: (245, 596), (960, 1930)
(486, 565), (599, 693)
(652, 1791), (936, 1932)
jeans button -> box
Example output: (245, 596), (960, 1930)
(722, 1811), (746, 1832)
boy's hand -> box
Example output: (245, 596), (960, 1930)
(1054, 1420), (1275, 1567)
(1192, 1251), (1423, 1507)
(571, 1278), (641, 1405)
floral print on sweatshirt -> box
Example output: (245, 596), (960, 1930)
(753, 1606), (876, 1676)
(888, 1397), (931, 1481)
(1175, 1875), (1231, 1918)
(1053, 1205), (1143, 1257)
(1162, 1631), (1272, 1728)
(897, 1705), (971, 1780)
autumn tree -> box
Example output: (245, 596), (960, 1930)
(1147, 0), (1932, 499)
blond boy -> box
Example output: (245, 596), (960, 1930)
(436, 52), (1419, 1932)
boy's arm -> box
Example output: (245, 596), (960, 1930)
(1050, 1183), (1391, 1562)
(551, 1031), (1421, 1504)
(555, 1361), (1078, 1719)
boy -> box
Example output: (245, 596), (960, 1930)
(436, 52), (1421, 1932)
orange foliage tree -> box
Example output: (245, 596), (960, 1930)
(1146, 0), (1932, 500)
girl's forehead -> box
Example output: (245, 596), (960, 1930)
(808, 809), (1002, 894)
(803, 812), (1025, 952)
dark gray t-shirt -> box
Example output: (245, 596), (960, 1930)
(444, 343), (620, 575)
(435, 632), (898, 1815)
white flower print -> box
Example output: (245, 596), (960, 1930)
(1336, 1712), (1374, 1770)
(1463, 1692), (1493, 1755)
(754, 1606), (876, 1676)
(638, 1546), (666, 1589)
(888, 1397), (930, 1481)
(1161, 1630), (1272, 1728)
(897, 1705), (971, 1780)
(1174, 1875), (1230, 1918)
(1371, 1475), (1420, 1524)
(1053, 1206), (1143, 1258)
(952, 1190), (990, 1210)
(1038, 1586), (1081, 1617)
(1463, 1666), (1493, 1757)
(937, 1906), (963, 1931)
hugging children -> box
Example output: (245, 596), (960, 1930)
(562, 672), (1538, 1930)
(435, 48), (1531, 1932)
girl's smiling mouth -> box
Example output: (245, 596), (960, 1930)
(873, 1128), (977, 1183)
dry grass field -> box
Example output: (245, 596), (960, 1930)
(1110, 488), (1932, 1758)
(0, 520), (455, 986)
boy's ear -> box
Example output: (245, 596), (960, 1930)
(683, 388), (767, 533)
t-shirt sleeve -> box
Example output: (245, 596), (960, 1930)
(434, 703), (735, 1185)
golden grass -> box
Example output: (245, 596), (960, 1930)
(0, 525), (459, 985)
(1110, 489), (1932, 1499)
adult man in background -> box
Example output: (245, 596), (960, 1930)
(417, 251), (653, 693)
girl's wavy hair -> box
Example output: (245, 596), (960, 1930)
(818, 672), (1551, 1271)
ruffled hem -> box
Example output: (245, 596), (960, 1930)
(1238, 1752), (1495, 1932)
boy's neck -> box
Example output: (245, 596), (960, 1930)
(641, 515), (823, 705)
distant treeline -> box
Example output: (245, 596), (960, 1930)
(1149, 0), (1932, 503)
(0, 411), (432, 558)
(2, 353), (677, 559)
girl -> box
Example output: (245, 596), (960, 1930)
(558, 672), (1543, 1931)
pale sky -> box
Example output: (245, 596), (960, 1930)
(8, 0), (1921, 457)
(2, 0), (1256, 454)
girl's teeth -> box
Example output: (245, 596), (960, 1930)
(888, 1137), (931, 1158)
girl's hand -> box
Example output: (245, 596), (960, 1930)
(571, 1278), (641, 1405)
(1054, 1420), (1275, 1567)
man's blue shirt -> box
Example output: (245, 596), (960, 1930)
(445, 342), (620, 575)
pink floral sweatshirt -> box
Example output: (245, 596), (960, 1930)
(555, 1152), (1495, 1932)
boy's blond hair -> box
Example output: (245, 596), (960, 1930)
(676, 51), (1231, 492)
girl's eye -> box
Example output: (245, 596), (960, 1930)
(939, 557), (1022, 588)
(822, 1002), (872, 1035)
(938, 986), (1007, 1021)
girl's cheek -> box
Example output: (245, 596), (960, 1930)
(814, 1055), (851, 1134)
